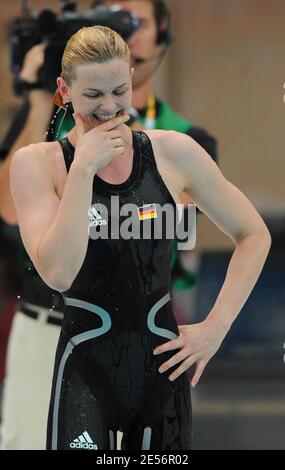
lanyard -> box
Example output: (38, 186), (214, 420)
(143, 94), (156, 129)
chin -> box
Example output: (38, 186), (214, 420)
(83, 115), (101, 129)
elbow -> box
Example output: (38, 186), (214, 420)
(44, 276), (71, 293)
(236, 225), (272, 248)
(56, 277), (73, 293)
(257, 228), (272, 262)
(263, 228), (272, 246)
(263, 229), (272, 256)
(37, 267), (72, 293)
(37, 244), (73, 293)
(256, 222), (272, 248)
(43, 272), (72, 293)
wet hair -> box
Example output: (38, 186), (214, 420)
(54, 25), (131, 108)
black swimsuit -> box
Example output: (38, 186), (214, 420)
(46, 130), (192, 450)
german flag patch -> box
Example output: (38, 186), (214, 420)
(137, 203), (158, 221)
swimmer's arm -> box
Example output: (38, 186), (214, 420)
(162, 131), (271, 331)
(10, 145), (96, 292)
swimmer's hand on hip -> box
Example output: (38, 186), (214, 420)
(153, 319), (229, 387)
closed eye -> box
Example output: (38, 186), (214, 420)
(83, 90), (128, 98)
(113, 90), (127, 96)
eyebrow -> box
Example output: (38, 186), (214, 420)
(83, 83), (128, 92)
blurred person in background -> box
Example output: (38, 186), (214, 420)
(0, 43), (64, 450)
(0, 226), (22, 423)
(0, 0), (217, 449)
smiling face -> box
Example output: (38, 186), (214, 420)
(57, 58), (133, 130)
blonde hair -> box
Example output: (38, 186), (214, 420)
(54, 25), (131, 108)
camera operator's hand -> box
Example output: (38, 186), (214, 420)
(18, 43), (54, 111)
(19, 43), (46, 84)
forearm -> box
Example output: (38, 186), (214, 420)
(38, 162), (95, 291)
(206, 231), (271, 331)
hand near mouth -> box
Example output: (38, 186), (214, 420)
(73, 112), (130, 174)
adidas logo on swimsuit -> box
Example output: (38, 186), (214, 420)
(88, 206), (107, 227)
(70, 431), (98, 450)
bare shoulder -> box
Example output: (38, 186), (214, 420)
(145, 129), (190, 166)
(142, 128), (170, 144)
(142, 129), (168, 138)
(12, 140), (59, 165)
(147, 129), (219, 180)
(142, 129), (190, 158)
(143, 128), (183, 138)
(141, 129), (180, 158)
(142, 129), (183, 164)
(11, 140), (60, 185)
